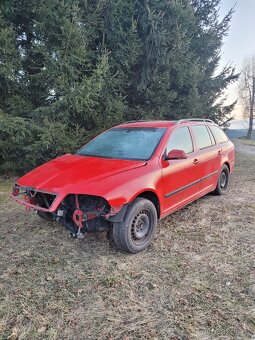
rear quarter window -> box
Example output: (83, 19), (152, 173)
(209, 125), (229, 144)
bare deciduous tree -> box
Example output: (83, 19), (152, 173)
(239, 56), (255, 139)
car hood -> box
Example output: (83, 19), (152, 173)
(17, 154), (146, 192)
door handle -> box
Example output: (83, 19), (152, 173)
(193, 158), (199, 165)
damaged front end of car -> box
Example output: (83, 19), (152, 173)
(11, 184), (128, 238)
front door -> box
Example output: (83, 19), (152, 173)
(160, 126), (200, 215)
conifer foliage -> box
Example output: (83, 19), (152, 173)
(0, 0), (238, 173)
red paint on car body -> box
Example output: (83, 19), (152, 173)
(12, 120), (235, 220)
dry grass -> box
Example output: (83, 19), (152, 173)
(0, 153), (255, 340)
(238, 138), (255, 146)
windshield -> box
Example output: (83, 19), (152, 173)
(77, 127), (166, 160)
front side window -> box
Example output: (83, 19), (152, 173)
(166, 127), (193, 154)
(209, 125), (229, 144)
(77, 127), (166, 160)
(191, 125), (213, 149)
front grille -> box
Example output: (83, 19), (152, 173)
(12, 184), (57, 211)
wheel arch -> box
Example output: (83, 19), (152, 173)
(223, 161), (230, 172)
(136, 190), (160, 219)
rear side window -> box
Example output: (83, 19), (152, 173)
(191, 125), (213, 149)
(167, 127), (193, 154)
(209, 125), (229, 144)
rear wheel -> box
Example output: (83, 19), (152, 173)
(112, 198), (157, 253)
(214, 164), (230, 195)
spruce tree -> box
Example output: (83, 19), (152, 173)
(0, 0), (238, 174)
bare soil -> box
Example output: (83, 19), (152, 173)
(0, 152), (254, 340)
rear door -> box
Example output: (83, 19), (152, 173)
(190, 124), (219, 195)
(160, 126), (200, 214)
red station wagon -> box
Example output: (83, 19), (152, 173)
(11, 119), (235, 253)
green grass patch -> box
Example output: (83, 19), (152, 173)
(0, 177), (15, 193)
(0, 177), (15, 204)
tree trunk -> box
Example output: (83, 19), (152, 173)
(247, 120), (253, 139)
(247, 77), (255, 139)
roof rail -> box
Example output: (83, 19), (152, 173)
(122, 120), (150, 124)
(177, 118), (215, 124)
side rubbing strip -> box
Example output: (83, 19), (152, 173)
(165, 171), (218, 198)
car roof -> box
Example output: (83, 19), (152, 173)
(115, 119), (216, 129)
(115, 120), (177, 128)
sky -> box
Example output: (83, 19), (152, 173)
(219, 0), (255, 119)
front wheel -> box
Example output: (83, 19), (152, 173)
(214, 164), (230, 195)
(112, 198), (158, 253)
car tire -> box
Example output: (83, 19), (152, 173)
(112, 197), (157, 253)
(214, 164), (230, 195)
(37, 210), (54, 221)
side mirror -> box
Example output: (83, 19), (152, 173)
(165, 149), (188, 160)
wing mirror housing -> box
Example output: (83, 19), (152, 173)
(165, 149), (188, 160)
